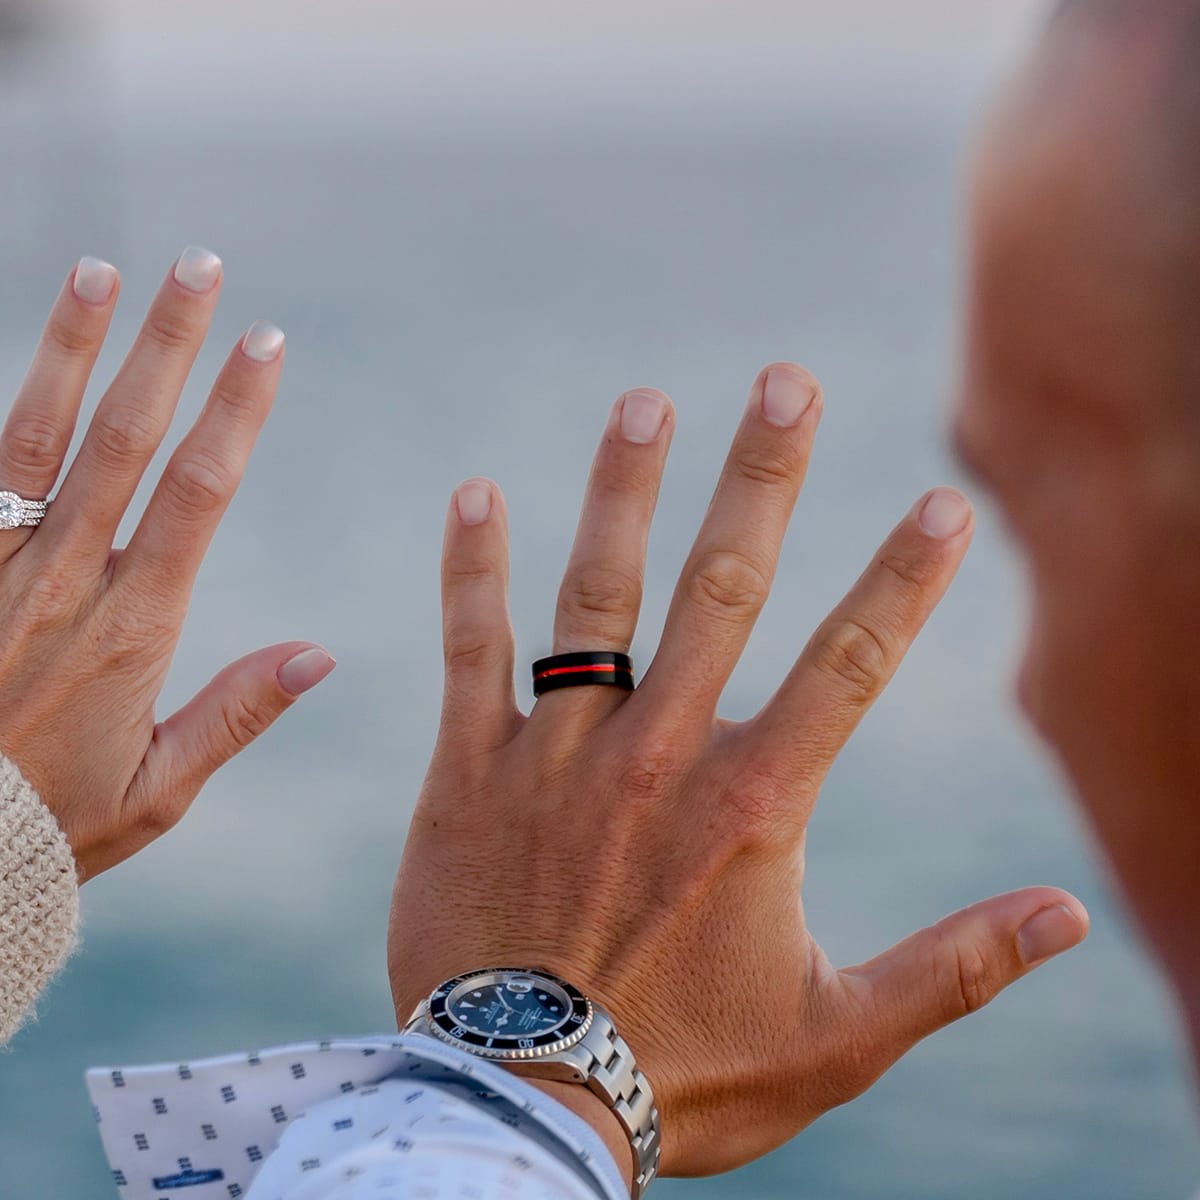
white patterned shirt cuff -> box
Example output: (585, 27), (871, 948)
(86, 1034), (627, 1200)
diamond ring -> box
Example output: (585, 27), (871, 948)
(0, 491), (49, 530)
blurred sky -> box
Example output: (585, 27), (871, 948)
(15, 0), (1054, 130)
(94, 0), (1044, 46)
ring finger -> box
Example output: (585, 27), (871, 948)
(0, 258), (120, 558)
(536, 389), (674, 721)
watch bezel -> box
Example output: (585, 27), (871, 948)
(425, 967), (593, 1060)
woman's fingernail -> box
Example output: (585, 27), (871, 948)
(1017, 904), (1086, 965)
(277, 647), (337, 697)
(620, 390), (668, 444)
(918, 488), (972, 539)
(761, 368), (817, 428)
(174, 246), (223, 294)
(74, 257), (118, 305)
(455, 479), (494, 526)
(242, 320), (285, 363)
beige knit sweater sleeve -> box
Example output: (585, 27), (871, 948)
(0, 756), (80, 1046)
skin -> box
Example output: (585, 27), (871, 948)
(955, 0), (1200, 1068)
(0, 253), (334, 882)
(389, 365), (1089, 1184)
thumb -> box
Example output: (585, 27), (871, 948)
(130, 642), (336, 831)
(842, 887), (1089, 1054)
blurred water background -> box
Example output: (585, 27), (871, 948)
(0, 1), (1197, 1196)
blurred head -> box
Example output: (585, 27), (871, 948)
(954, 0), (1200, 1027)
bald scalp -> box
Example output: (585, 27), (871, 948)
(1046, 0), (1200, 372)
(1050, 0), (1200, 143)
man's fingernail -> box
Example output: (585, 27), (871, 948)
(74, 257), (118, 305)
(242, 320), (285, 363)
(174, 245), (223, 294)
(620, 390), (668, 444)
(918, 488), (972, 539)
(761, 368), (817, 428)
(277, 647), (337, 697)
(1017, 904), (1085, 965)
(455, 479), (493, 525)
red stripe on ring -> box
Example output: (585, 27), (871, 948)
(534, 664), (633, 680)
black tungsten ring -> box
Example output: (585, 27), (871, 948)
(532, 651), (635, 698)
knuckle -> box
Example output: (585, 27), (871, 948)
(130, 804), (176, 844)
(124, 782), (190, 845)
(91, 405), (160, 466)
(444, 635), (508, 675)
(221, 694), (274, 750)
(878, 550), (938, 591)
(161, 454), (235, 517)
(809, 617), (891, 702)
(687, 549), (771, 623)
(15, 564), (82, 628)
(615, 760), (671, 805)
(143, 309), (197, 356)
(4, 413), (67, 474)
(720, 767), (785, 846)
(212, 375), (263, 423)
(45, 314), (100, 357)
(936, 934), (1000, 1022)
(97, 590), (176, 659)
(444, 554), (498, 587)
(560, 559), (643, 624)
(732, 441), (798, 489)
(613, 736), (683, 806)
(816, 1029), (885, 1107)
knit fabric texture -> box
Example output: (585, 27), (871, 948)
(0, 755), (79, 1046)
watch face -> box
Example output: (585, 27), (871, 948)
(427, 968), (592, 1058)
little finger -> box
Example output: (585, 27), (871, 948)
(439, 478), (522, 757)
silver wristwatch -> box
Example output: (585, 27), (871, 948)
(402, 966), (661, 1198)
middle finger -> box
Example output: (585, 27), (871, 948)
(638, 363), (822, 725)
(49, 247), (223, 560)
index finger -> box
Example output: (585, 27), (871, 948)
(114, 321), (284, 601)
(746, 488), (974, 799)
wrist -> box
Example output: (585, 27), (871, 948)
(527, 1079), (635, 1196)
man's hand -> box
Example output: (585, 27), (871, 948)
(0, 252), (334, 881)
(389, 364), (1087, 1176)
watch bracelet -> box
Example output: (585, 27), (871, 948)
(579, 1007), (661, 1199)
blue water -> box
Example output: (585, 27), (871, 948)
(0, 20), (1197, 1200)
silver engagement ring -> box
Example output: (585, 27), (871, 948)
(0, 491), (49, 530)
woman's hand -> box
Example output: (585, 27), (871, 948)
(388, 363), (1088, 1177)
(0, 252), (334, 882)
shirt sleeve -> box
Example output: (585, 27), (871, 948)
(0, 753), (80, 1046)
(87, 1034), (627, 1200)
(244, 1077), (606, 1200)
